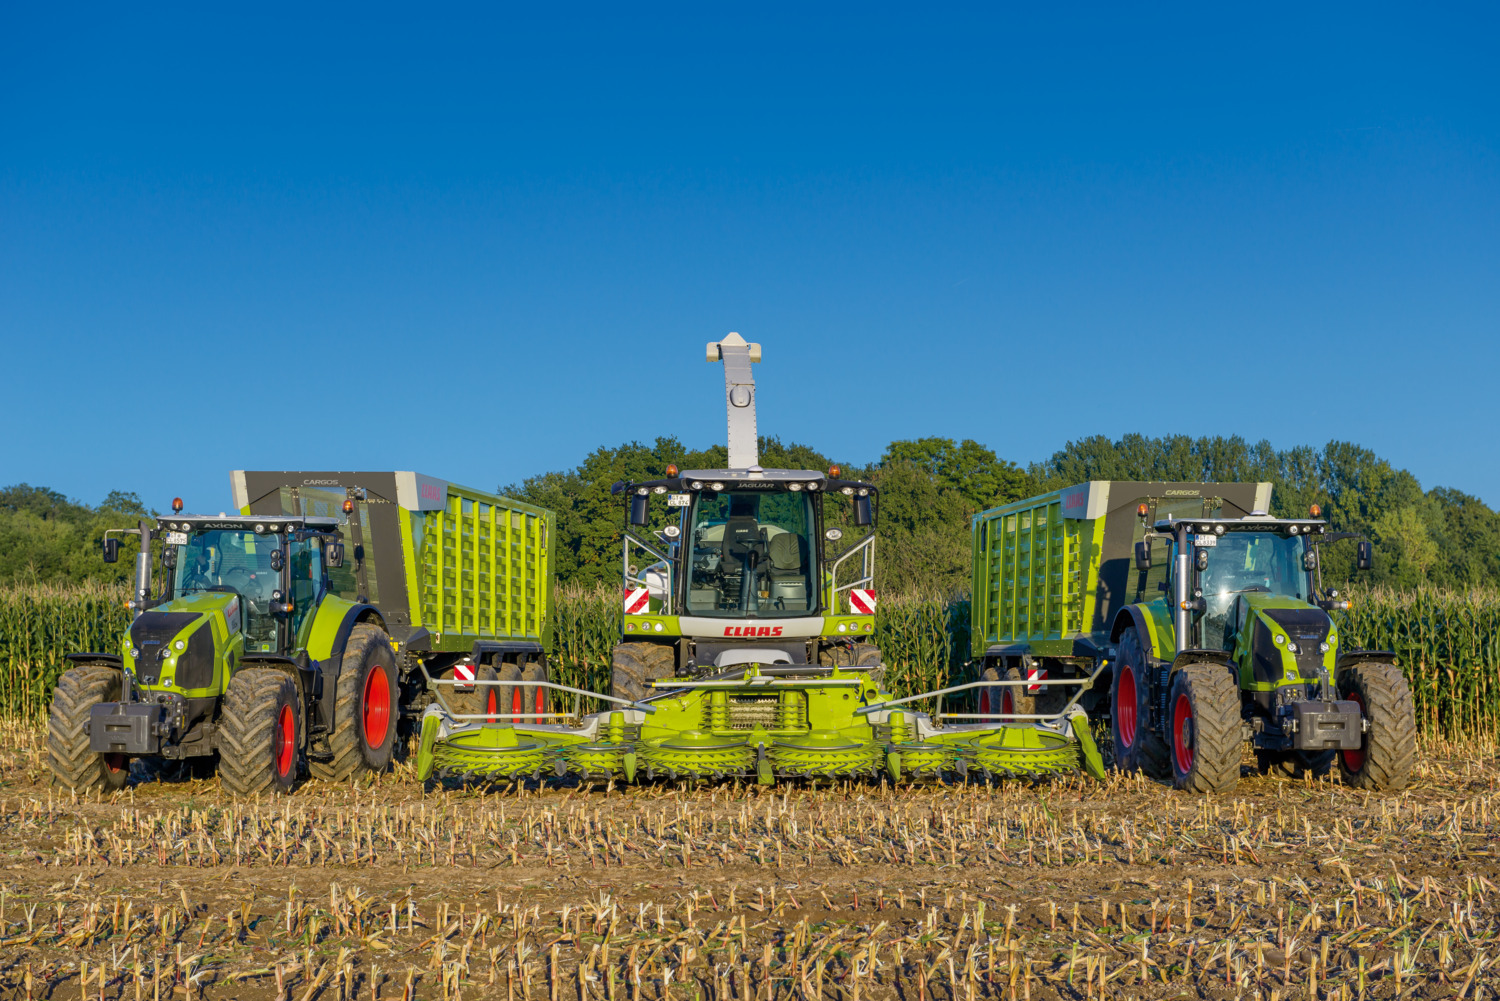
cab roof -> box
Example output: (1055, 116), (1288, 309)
(1154, 516), (1327, 535)
(165, 514), (341, 532)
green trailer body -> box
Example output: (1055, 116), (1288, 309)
(970, 481), (1270, 662)
(233, 471), (554, 660)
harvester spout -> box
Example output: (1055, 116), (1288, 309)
(706, 332), (762, 469)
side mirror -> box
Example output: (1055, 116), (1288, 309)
(1134, 541), (1152, 572)
(270, 549), (285, 572)
(1302, 548), (1319, 572)
(1194, 549), (1209, 572)
(1356, 540), (1373, 571)
(325, 542), (345, 569)
(102, 538), (120, 564)
(852, 494), (873, 527)
(629, 493), (650, 527)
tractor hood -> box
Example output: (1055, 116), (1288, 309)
(125, 592), (240, 691)
(1243, 595), (1339, 687)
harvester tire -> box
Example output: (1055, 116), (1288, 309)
(611, 642), (675, 703)
(309, 623), (398, 783)
(442, 664), (501, 723)
(219, 668), (301, 797)
(1109, 627), (1169, 778)
(1166, 662), (1241, 793)
(46, 665), (131, 792)
(1337, 661), (1416, 791)
(521, 659), (550, 723)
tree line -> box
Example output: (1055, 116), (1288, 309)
(5, 433), (1496, 595)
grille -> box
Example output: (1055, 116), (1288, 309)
(130, 612), (200, 685)
(703, 695), (791, 731)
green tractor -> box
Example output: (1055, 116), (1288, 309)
(48, 508), (399, 795)
(1110, 506), (1416, 792)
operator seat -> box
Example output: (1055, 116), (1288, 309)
(722, 516), (762, 570)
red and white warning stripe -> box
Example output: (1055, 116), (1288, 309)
(1026, 666), (1046, 694)
(454, 661), (476, 691)
(623, 587), (651, 615)
(848, 588), (877, 615)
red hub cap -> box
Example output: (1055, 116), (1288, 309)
(104, 753), (127, 774)
(534, 685), (546, 721)
(1000, 688), (1015, 717)
(511, 687), (523, 717)
(275, 704), (295, 777)
(1172, 692), (1194, 774)
(1342, 691), (1367, 772)
(1117, 665), (1138, 748)
(485, 688), (499, 723)
(363, 667), (391, 748)
(978, 688), (991, 715)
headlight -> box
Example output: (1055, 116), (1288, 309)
(663, 525), (681, 539)
(636, 487), (649, 495)
(857, 488), (869, 496)
(174, 640), (185, 651)
(691, 481), (704, 489)
(806, 482), (819, 491)
(1214, 524), (1225, 536)
(710, 482), (725, 491)
(1274, 634), (1286, 646)
(841, 487), (854, 496)
(788, 483), (803, 491)
(1319, 642), (1330, 653)
(254, 524), (266, 533)
(652, 486), (667, 494)
(1289, 525), (1299, 535)
(269, 524), (281, 533)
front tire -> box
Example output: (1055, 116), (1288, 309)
(310, 623), (398, 782)
(1337, 661), (1416, 790)
(1167, 663), (1241, 793)
(1110, 627), (1168, 777)
(611, 642), (675, 703)
(219, 668), (301, 797)
(46, 665), (131, 792)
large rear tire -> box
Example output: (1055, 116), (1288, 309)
(611, 642), (675, 703)
(1166, 662), (1241, 793)
(1110, 627), (1168, 777)
(309, 623), (398, 783)
(442, 663), (501, 722)
(1337, 661), (1416, 790)
(219, 668), (302, 797)
(46, 665), (131, 792)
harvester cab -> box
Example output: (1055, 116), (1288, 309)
(607, 333), (883, 701)
(49, 508), (402, 796)
(1110, 507), (1415, 792)
(414, 334), (1106, 788)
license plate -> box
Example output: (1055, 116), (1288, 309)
(1194, 534), (1218, 547)
(668, 494), (692, 507)
(165, 531), (189, 546)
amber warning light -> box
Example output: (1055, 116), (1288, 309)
(1310, 504), (1322, 517)
(171, 497), (183, 513)
(1136, 503), (1149, 518)
(342, 500), (354, 514)
(666, 464), (679, 477)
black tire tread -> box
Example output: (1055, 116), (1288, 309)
(611, 642), (675, 703)
(1169, 662), (1241, 794)
(218, 668), (299, 798)
(46, 665), (129, 792)
(309, 623), (397, 783)
(1338, 661), (1417, 791)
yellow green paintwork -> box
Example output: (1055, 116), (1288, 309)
(621, 613), (875, 639)
(119, 592), (245, 698)
(416, 665), (1105, 786)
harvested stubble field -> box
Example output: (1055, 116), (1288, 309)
(0, 725), (1496, 1001)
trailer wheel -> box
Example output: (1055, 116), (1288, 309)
(1167, 663), (1241, 793)
(46, 665), (131, 792)
(611, 642), (675, 703)
(521, 659), (550, 723)
(442, 664), (502, 723)
(1110, 627), (1168, 777)
(497, 661), (524, 717)
(976, 666), (1006, 717)
(1337, 661), (1416, 791)
(219, 668), (301, 797)
(310, 623), (398, 783)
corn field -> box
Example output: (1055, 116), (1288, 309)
(2, 583), (1496, 741)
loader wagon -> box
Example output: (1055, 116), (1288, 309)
(234, 471), (557, 734)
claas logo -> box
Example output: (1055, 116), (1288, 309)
(723, 626), (784, 637)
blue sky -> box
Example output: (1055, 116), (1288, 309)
(3, 4), (1496, 512)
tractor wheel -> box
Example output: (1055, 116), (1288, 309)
(520, 659), (550, 723)
(1337, 661), (1416, 791)
(309, 623), (399, 783)
(1109, 627), (1168, 777)
(46, 665), (131, 792)
(1166, 663), (1241, 793)
(442, 664), (501, 722)
(218, 668), (301, 797)
(611, 642), (675, 703)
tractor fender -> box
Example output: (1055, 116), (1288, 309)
(305, 599), (388, 731)
(65, 653), (122, 669)
(1335, 649), (1398, 671)
(1109, 606), (1165, 665)
(1170, 649), (1237, 676)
